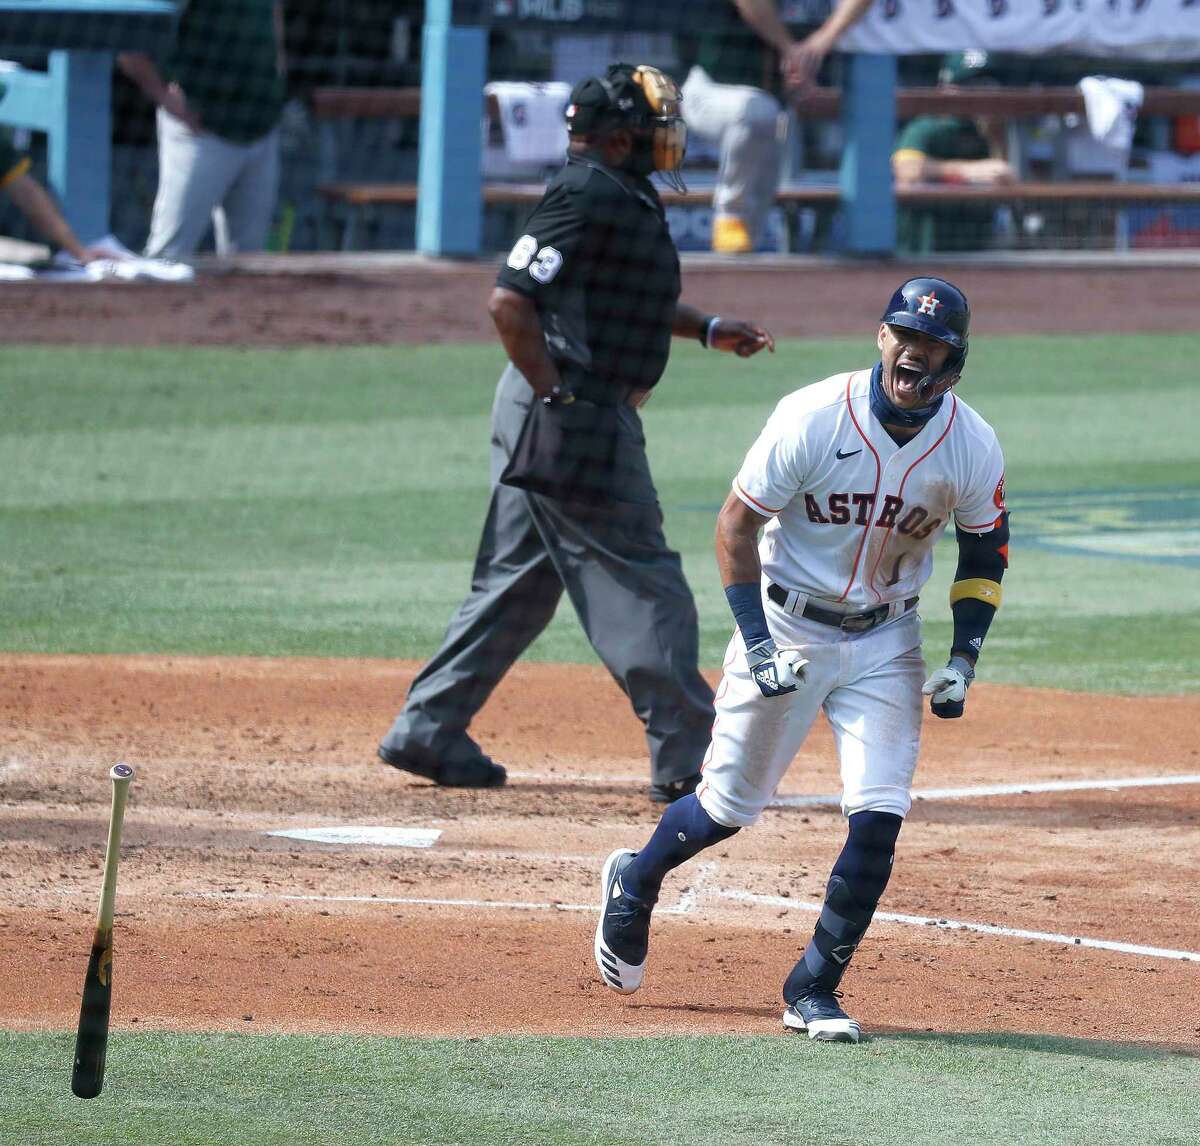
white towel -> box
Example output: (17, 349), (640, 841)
(484, 81), (571, 166)
(46, 234), (195, 282)
(1078, 76), (1145, 151)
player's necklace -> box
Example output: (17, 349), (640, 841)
(869, 362), (943, 431)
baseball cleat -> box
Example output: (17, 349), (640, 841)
(648, 772), (701, 804)
(378, 744), (506, 788)
(783, 988), (862, 1043)
(594, 848), (655, 994)
(712, 215), (753, 254)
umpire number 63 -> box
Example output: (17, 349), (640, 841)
(507, 234), (564, 284)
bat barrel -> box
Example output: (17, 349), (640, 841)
(70, 935), (112, 1098)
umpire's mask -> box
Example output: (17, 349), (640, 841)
(566, 62), (688, 191)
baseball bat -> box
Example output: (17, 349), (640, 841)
(70, 762), (135, 1099)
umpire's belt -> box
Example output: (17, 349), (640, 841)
(560, 371), (653, 409)
(576, 382), (653, 409)
(766, 583), (918, 633)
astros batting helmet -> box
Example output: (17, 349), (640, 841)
(881, 277), (970, 397)
(565, 62), (687, 190)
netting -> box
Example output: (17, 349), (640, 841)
(2, 3), (1200, 259)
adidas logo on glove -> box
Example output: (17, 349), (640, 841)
(754, 666), (780, 690)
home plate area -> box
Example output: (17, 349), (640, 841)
(2, 654), (1198, 1044)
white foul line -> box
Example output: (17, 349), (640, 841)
(184, 888), (1200, 963)
(266, 827), (441, 848)
(774, 772), (1200, 808)
(506, 770), (1200, 806)
(716, 889), (1200, 963)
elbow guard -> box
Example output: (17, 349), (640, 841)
(953, 512), (1008, 585)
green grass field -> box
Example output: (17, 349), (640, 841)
(5, 334), (1199, 1142)
(3, 335), (1198, 690)
(5, 1030), (1198, 1146)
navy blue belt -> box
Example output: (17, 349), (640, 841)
(766, 583), (918, 633)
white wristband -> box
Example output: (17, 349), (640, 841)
(703, 315), (722, 349)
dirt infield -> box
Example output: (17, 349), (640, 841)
(3, 261), (1199, 346)
(3, 259), (1198, 1050)
(3, 654), (1198, 1047)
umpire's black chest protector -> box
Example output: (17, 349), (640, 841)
(496, 156), (681, 393)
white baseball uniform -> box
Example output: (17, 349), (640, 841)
(697, 367), (1006, 827)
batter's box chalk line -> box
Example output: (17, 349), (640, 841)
(716, 889), (1200, 963)
(184, 886), (1200, 964)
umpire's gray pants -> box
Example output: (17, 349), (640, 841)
(381, 364), (716, 787)
(145, 107), (280, 259)
(681, 66), (787, 244)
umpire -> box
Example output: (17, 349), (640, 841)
(379, 62), (775, 801)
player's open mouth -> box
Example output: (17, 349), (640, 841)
(894, 363), (925, 391)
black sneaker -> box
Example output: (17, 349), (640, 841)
(378, 744), (506, 788)
(594, 848), (656, 994)
(783, 987), (862, 1043)
(648, 773), (701, 804)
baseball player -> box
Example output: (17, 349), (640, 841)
(594, 277), (1008, 1042)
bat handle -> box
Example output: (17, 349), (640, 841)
(96, 764), (134, 932)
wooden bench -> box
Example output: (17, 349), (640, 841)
(315, 179), (1200, 208)
(310, 84), (1200, 251)
(314, 178), (1200, 252)
(313, 180), (842, 250)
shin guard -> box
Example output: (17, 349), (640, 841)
(783, 810), (903, 1001)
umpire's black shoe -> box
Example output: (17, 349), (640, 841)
(783, 988), (862, 1043)
(594, 848), (656, 994)
(648, 772), (701, 804)
(378, 744), (506, 788)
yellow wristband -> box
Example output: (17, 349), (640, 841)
(950, 578), (1003, 608)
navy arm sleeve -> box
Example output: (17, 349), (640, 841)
(951, 511), (1009, 661)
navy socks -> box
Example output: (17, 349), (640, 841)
(622, 793), (740, 902)
(783, 810), (903, 1000)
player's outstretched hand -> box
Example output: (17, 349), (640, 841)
(710, 319), (775, 358)
(746, 638), (808, 698)
(922, 655), (976, 719)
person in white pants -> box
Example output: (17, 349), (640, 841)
(549, 2), (873, 254)
(679, 63), (786, 253)
(143, 107), (280, 258)
(681, 0), (874, 253)
(595, 277), (1010, 1043)
(118, 0), (285, 259)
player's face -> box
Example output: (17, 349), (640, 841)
(877, 323), (954, 408)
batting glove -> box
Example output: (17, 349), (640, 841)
(922, 655), (976, 719)
(746, 638), (808, 698)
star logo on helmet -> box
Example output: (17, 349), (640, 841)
(917, 290), (940, 316)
